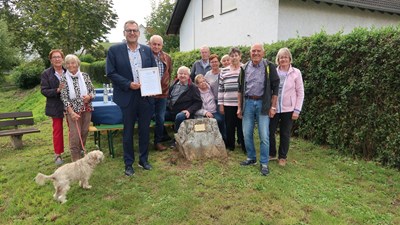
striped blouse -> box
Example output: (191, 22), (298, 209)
(218, 66), (240, 106)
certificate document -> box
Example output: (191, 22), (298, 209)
(138, 67), (162, 96)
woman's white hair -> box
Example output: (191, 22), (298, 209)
(64, 54), (81, 67)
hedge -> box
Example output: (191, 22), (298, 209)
(80, 60), (110, 84)
(261, 27), (400, 169)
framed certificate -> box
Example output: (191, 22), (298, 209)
(138, 67), (162, 96)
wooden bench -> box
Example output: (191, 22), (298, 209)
(0, 111), (40, 149)
(89, 121), (174, 158)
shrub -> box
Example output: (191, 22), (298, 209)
(91, 60), (109, 83)
(11, 59), (44, 89)
(79, 54), (96, 63)
(80, 60), (109, 84)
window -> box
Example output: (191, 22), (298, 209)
(202, 0), (214, 19)
(221, 0), (236, 14)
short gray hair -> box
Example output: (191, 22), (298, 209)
(64, 54), (81, 67)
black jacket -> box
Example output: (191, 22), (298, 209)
(168, 80), (202, 115)
(40, 67), (66, 118)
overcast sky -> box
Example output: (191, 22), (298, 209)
(106, 0), (152, 42)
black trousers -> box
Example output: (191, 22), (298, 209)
(269, 112), (293, 159)
(121, 93), (154, 166)
(224, 106), (245, 151)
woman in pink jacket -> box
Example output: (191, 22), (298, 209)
(269, 47), (304, 166)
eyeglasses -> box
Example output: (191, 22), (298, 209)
(124, 29), (139, 34)
(51, 56), (62, 59)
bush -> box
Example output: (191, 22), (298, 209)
(79, 54), (96, 63)
(80, 60), (109, 84)
(11, 59), (44, 89)
(91, 60), (109, 83)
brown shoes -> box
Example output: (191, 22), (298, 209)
(155, 143), (167, 151)
(278, 159), (287, 166)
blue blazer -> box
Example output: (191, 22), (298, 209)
(106, 43), (157, 108)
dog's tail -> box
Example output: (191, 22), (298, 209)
(35, 173), (53, 185)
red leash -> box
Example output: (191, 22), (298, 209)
(74, 116), (87, 156)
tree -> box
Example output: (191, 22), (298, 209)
(145, 0), (179, 53)
(0, 19), (19, 71)
(2, 0), (117, 65)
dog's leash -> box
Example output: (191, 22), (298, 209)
(74, 114), (87, 156)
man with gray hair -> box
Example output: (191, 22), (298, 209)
(149, 35), (172, 151)
(237, 43), (280, 176)
(190, 45), (211, 82)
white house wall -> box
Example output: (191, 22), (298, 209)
(278, 0), (400, 41)
(178, 0), (400, 51)
(179, 0), (280, 51)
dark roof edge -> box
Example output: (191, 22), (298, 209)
(166, 0), (191, 35)
(316, 0), (400, 15)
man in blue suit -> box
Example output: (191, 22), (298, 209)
(106, 20), (157, 176)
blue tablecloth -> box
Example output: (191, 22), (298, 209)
(95, 88), (104, 94)
(91, 101), (122, 125)
(94, 93), (113, 102)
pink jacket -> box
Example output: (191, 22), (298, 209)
(276, 65), (304, 114)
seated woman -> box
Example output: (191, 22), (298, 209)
(60, 54), (95, 161)
(194, 74), (225, 142)
(165, 66), (202, 133)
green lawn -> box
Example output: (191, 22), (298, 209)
(0, 81), (399, 224)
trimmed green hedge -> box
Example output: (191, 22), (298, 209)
(263, 27), (400, 169)
(80, 60), (109, 84)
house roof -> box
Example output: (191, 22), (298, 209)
(166, 0), (191, 35)
(316, 0), (400, 15)
(166, 0), (400, 35)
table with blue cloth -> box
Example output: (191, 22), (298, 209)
(91, 101), (122, 125)
(94, 93), (113, 102)
(95, 88), (104, 93)
(91, 101), (123, 157)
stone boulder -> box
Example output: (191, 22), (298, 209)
(174, 118), (227, 161)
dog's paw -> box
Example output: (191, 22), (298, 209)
(83, 185), (92, 189)
(57, 196), (67, 204)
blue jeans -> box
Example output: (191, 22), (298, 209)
(242, 99), (270, 165)
(165, 111), (189, 133)
(154, 98), (167, 144)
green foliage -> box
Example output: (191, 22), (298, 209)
(11, 59), (45, 89)
(79, 54), (96, 63)
(266, 27), (400, 168)
(4, 0), (117, 64)
(91, 60), (109, 83)
(145, 0), (179, 53)
(80, 60), (109, 84)
(86, 44), (107, 60)
(0, 19), (20, 71)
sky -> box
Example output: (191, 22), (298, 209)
(106, 0), (153, 43)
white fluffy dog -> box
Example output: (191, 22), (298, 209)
(35, 150), (104, 203)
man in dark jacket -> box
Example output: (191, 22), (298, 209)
(106, 20), (157, 176)
(165, 66), (202, 133)
(190, 46), (211, 82)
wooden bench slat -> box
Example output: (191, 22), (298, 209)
(0, 112), (33, 119)
(0, 118), (35, 127)
(0, 127), (40, 137)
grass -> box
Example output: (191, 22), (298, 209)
(0, 78), (400, 224)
